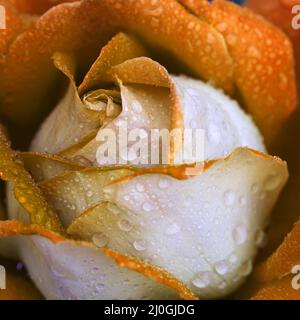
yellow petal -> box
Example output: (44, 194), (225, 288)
(78, 32), (148, 95)
(0, 125), (64, 233)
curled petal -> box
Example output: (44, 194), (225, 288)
(0, 220), (197, 300)
(68, 148), (287, 298)
(10, 0), (78, 14)
(251, 275), (300, 300)
(0, 125), (64, 233)
(254, 218), (300, 282)
(179, 0), (297, 146)
(0, 0), (234, 126)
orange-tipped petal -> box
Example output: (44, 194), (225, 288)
(0, 0), (234, 127)
(246, 0), (300, 93)
(78, 32), (148, 95)
(254, 218), (300, 282)
(0, 220), (197, 300)
(179, 0), (297, 146)
(0, 125), (64, 233)
(0, 258), (42, 300)
(11, 0), (78, 14)
(251, 275), (300, 300)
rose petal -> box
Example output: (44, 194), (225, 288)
(20, 152), (84, 183)
(78, 32), (148, 95)
(11, 0), (78, 15)
(39, 167), (133, 226)
(0, 125), (64, 233)
(31, 51), (120, 153)
(69, 148), (288, 298)
(0, 0), (234, 126)
(251, 275), (300, 300)
(178, 0), (297, 146)
(254, 218), (300, 282)
(0, 220), (197, 300)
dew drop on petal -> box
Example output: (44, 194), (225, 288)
(158, 178), (169, 189)
(92, 233), (109, 248)
(251, 183), (259, 193)
(229, 254), (238, 264)
(239, 196), (246, 206)
(142, 202), (154, 212)
(133, 239), (146, 251)
(132, 101), (143, 113)
(192, 271), (211, 289)
(107, 203), (121, 215)
(255, 229), (267, 248)
(223, 190), (235, 206)
(232, 225), (248, 245)
(215, 260), (230, 275)
(165, 223), (180, 236)
(219, 281), (227, 290)
(136, 183), (145, 192)
(239, 260), (253, 277)
(124, 195), (130, 201)
(73, 156), (93, 167)
(87, 190), (94, 197)
(118, 219), (132, 232)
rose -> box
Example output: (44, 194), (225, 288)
(0, 0), (297, 300)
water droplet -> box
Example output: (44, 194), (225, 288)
(192, 272), (211, 289)
(233, 225), (248, 245)
(229, 254), (238, 264)
(132, 101), (142, 113)
(239, 196), (246, 206)
(226, 33), (237, 45)
(136, 183), (145, 192)
(73, 156), (93, 166)
(215, 260), (230, 275)
(118, 219), (132, 232)
(255, 229), (267, 248)
(92, 233), (108, 248)
(107, 203), (121, 215)
(158, 178), (169, 189)
(87, 190), (94, 197)
(251, 183), (259, 193)
(124, 195), (130, 201)
(115, 118), (127, 127)
(133, 239), (146, 251)
(166, 223), (180, 236)
(223, 190), (235, 206)
(239, 260), (253, 277)
(219, 281), (227, 290)
(142, 202), (154, 212)
(264, 173), (281, 191)
(216, 22), (227, 32)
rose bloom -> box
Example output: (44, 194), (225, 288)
(0, 0), (299, 300)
